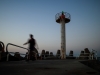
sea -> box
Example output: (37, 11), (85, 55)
(10, 52), (100, 61)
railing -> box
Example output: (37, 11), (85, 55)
(6, 43), (29, 61)
(55, 12), (71, 21)
(0, 41), (5, 60)
(76, 52), (98, 60)
(6, 43), (29, 52)
(48, 53), (97, 60)
(0, 41), (5, 50)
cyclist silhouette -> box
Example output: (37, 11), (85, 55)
(23, 34), (39, 61)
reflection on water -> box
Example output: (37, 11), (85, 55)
(10, 53), (25, 57)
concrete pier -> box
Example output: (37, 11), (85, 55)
(0, 60), (99, 75)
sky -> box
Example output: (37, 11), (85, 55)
(0, 0), (100, 57)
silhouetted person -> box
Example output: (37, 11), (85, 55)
(23, 34), (38, 61)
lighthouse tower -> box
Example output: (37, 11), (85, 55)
(55, 11), (71, 59)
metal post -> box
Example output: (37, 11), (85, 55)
(7, 53), (9, 61)
(96, 51), (97, 60)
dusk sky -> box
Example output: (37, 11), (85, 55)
(0, 0), (100, 57)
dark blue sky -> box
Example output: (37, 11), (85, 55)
(0, 0), (100, 56)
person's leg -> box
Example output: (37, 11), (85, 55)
(29, 47), (33, 60)
(28, 50), (33, 60)
(26, 50), (30, 61)
(33, 51), (37, 60)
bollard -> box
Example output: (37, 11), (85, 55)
(7, 53), (9, 61)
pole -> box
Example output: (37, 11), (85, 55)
(61, 19), (66, 59)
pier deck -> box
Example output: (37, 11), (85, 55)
(0, 59), (100, 75)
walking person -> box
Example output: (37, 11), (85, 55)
(23, 34), (39, 61)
